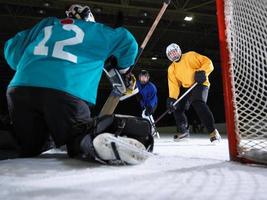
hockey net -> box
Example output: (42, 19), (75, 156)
(217, 0), (267, 164)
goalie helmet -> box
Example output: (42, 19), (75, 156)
(166, 43), (182, 62)
(66, 4), (95, 22)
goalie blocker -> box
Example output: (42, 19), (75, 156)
(71, 114), (154, 165)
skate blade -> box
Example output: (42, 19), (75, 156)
(93, 133), (152, 165)
(152, 132), (160, 139)
(210, 138), (221, 145)
(173, 133), (190, 142)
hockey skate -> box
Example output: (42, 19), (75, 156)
(93, 133), (153, 165)
(151, 128), (160, 139)
(173, 132), (190, 142)
(209, 129), (221, 143)
(141, 110), (160, 139)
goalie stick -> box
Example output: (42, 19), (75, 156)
(99, 0), (171, 117)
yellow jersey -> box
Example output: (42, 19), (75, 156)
(168, 51), (214, 99)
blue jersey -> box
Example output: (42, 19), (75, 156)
(4, 17), (138, 104)
(136, 80), (158, 109)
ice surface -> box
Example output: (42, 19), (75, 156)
(0, 134), (266, 200)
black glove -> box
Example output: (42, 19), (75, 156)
(145, 106), (153, 116)
(194, 70), (206, 84)
(166, 98), (176, 113)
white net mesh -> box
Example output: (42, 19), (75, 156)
(224, 0), (267, 163)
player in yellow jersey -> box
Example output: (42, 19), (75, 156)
(165, 43), (221, 143)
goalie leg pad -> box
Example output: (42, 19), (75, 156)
(93, 133), (152, 165)
(112, 115), (154, 152)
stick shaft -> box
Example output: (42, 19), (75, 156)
(100, 1), (171, 116)
(148, 115), (160, 139)
(154, 83), (198, 124)
(141, 3), (169, 49)
(99, 92), (120, 117)
(129, 1), (170, 73)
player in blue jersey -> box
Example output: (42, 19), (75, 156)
(2, 4), (151, 164)
(136, 70), (159, 137)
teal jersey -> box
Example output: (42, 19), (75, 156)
(4, 17), (138, 104)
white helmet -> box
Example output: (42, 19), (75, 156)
(166, 43), (182, 62)
(66, 4), (95, 22)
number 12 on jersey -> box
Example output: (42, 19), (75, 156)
(34, 24), (85, 63)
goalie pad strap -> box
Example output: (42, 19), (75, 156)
(111, 142), (122, 161)
(115, 118), (126, 136)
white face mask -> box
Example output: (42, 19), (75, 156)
(167, 49), (181, 62)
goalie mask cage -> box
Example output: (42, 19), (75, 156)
(216, 0), (267, 164)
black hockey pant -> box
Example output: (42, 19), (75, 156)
(173, 84), (216, 134)
(6, 86), (92, 158)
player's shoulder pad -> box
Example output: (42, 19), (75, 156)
(33, 17), (57, 30)
(183, 51), (199, 60)
(96, 22), (116, 31)
(148, 82), (157, 91)
(92, 22), (127, 37)
(136, 80), (141, 88)
(114, 27), (136, 40)
(40, 16), (57, 24)
(190, 51), (204, 57)
(168, 62), (175, 72)
(185, 51), (197, 55)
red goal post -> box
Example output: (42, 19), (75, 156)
(216, 0), (267, 164)
(216, 0), (238, 161)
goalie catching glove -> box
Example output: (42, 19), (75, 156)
(119, 72), (139, 101)
(104, 56), (139, 101)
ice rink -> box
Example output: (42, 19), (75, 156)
(0, 134), (266, 200)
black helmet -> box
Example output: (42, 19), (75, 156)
(139, 70), (150, 78)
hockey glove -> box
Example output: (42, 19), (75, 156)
(123, 72), (136, 90)
(194, 70), (206, 84)
(119, 73), (139, 101)
(166, 97), (176, 113)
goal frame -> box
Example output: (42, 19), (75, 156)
(216, 0), (267, 164)
(216, 0), (239, 162)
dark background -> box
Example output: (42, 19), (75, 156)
(0, 0), (225, 127)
